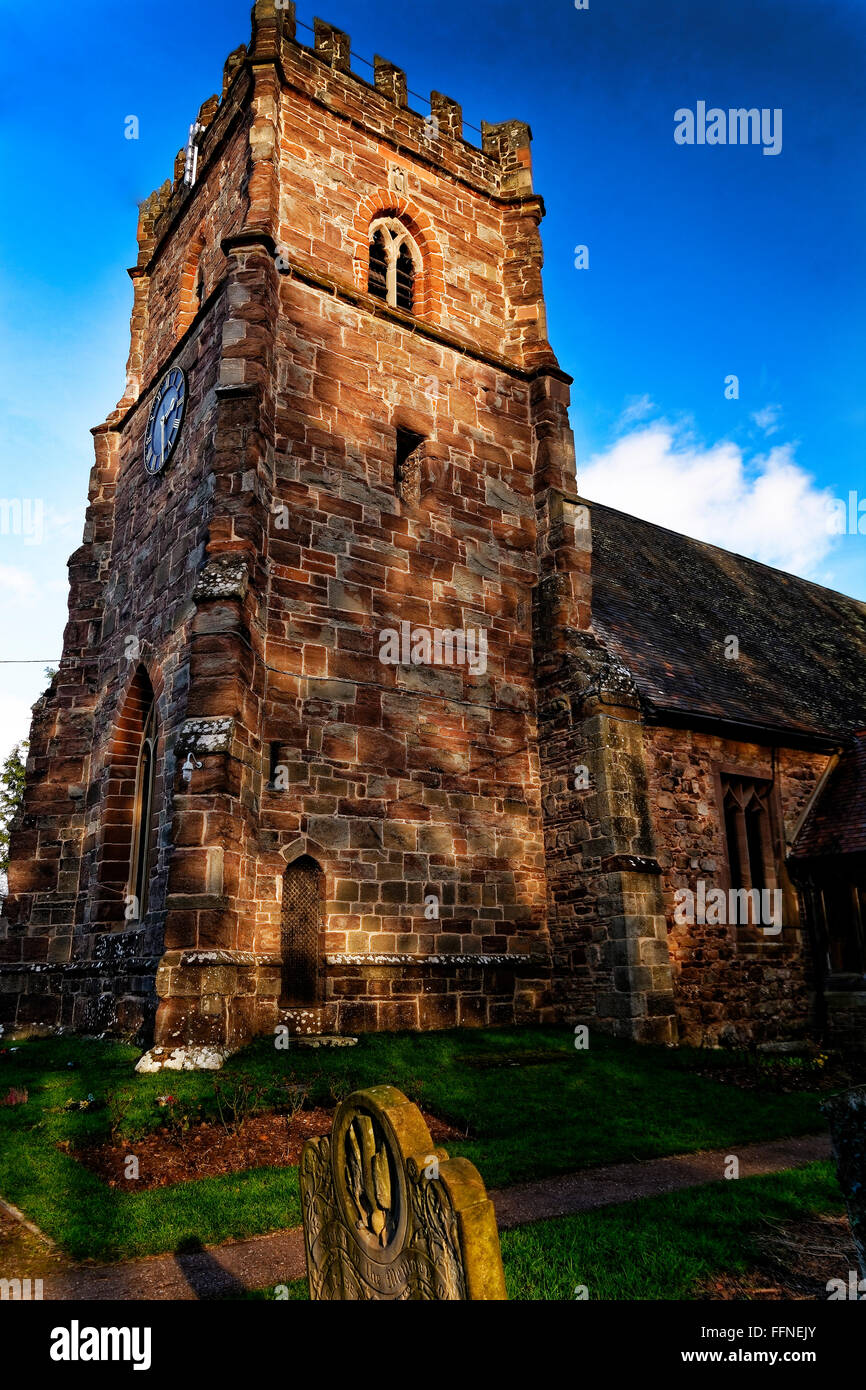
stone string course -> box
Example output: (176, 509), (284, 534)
(325, 954), (534, 966)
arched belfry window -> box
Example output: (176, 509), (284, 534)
(281, 856), (323, 1005)
(129, 699), (157, 918)
(368, 216), (421, 312)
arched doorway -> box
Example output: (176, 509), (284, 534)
(280, 856), (323, 1004)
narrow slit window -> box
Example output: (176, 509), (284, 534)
(395, 427), (425, 507)
(368, 229), (388, 302)
(269, 742), (290, 791)
(395, 243), (415, 311)
(268, 742), (281, 790)
(745, 802), (767, 892)
(723, 802), (743, 888)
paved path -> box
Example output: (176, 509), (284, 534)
(36, 1131), (829, 1300)
(488, 1132), (831, 1228)
(47, 1227), (308, 1302)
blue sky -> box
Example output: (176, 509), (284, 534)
(0, 0), (864, 755)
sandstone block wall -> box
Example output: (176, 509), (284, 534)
(644, 728), (829, 1046)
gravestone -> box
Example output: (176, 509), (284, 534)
(822, 1086), (866, 1279)
(299, 1084), (507, 1299)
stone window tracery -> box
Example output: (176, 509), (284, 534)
(368, 216), (421, 312)
(721, 774), (777, 902)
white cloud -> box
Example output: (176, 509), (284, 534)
(616, 394), (656, 430)
(579, 419), (840, 581)
(751, 404), (782, 436)
(0, 564), (37, 601)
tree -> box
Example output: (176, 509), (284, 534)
(0, 742), (28, 890)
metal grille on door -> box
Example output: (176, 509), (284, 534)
(281, 857), (321, 1003)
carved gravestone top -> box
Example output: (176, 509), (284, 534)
(300, 1085), (507, 1300)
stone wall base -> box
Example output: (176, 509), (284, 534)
(0, 953), (158, 1043)
(153, 949), (556, 1049)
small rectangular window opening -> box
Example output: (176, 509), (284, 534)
(268, 741), (285, 791)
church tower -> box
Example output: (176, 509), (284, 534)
(0, 1), (587, 1056)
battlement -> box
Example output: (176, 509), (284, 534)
(136, 0), (536, 260)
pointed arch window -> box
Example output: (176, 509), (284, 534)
(368, 216), (422, 312)
(722, 775), (776, 895)
(129, 699), (157, 918)
(720, 773), (779, 928)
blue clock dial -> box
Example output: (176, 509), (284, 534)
(144, 367), (187, 475)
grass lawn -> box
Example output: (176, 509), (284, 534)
(0, 1028), (829, 1263)
(241, 1161), (845, 1301)
(500, 1160), (844, 1300)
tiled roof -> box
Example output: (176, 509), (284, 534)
(793, 733), (866, 858)
(587, 500), (866, 741)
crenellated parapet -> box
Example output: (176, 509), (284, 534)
(313, 17), (351, 72)
(116, 0), (554, 406)
(135, 0), (540, 267)
(481, 120), (535, 196)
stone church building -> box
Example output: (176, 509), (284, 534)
(2, 1), (864, 1059)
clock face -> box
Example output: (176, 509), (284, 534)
(144, 367), (187, 475)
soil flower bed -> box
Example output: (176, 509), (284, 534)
(68, 1108), (462, 1190)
